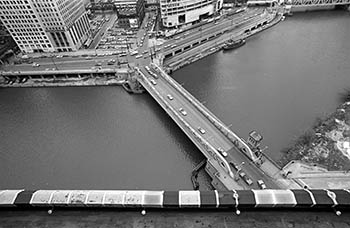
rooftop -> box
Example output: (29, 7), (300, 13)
(0, 210), (348, 228)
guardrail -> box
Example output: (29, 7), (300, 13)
(135, 68), (234, 179)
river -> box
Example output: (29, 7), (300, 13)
(1, 10), (349, 190)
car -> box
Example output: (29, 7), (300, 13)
(95, 62), (102, 66)
(174, 36), (180, 40)
(143, 50), (148, 54)
(107, 59), (116, 65)
(145, 66), (150, 71)
(56, 55), (63, 58)
(244, 176), (253, 186)
(170, 44), (177, 48)
(150, 79), (157, 85)
(135, 54), (143, 59)
(217, 147), (227, 157)
(239, 171), (246, 179)
(20, 77), (28, 83)
(85, 56), (92, 60)
(257, 180), (267, 189)
(151, 72), (158, 79)
(32, 62), (40, 67)
(198, 127), (206, 134)
(130, 50), (138, 56)
(239, 172), (253, 185)
(167, 94), (173, 100)
(229, 162), (238, 171)
(179, 107), (187, 116)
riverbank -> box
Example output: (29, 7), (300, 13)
(0, 77), (126, 88)
(164, 9), (284, 73)
(279, 93), (350, 171)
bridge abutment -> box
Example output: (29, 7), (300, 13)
(122, 69), (145, 94)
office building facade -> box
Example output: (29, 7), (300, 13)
(160, 0), (223, 28)
(114, 0), (145, 28)
(0, 0), (91, 53)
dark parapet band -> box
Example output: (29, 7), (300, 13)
(0, 189), (349, 210)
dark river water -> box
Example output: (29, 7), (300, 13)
(1, 10), (349, 190)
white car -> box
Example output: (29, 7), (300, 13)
(130, 50), (138, 56)
(257, 180), (267, 189)
(170, 44), (177, 48)
(32, 62), (40, 67)
(217, 147), (227, 157)
(145, 66), (150, 71)
(135, 54), (143, 59)
(150, 79), (157, 85)
(198, 127), (206, 134)
(179, 107), (187, 116)
(167, 94), (173, 100)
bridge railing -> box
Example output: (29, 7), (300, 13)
(291, 0), (350, 5)
(151, 63), (258, 162)
(135, 68), (234, 178)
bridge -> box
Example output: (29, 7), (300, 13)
(131, 56), (292, 190)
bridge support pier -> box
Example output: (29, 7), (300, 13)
(122, 69), (145, 94)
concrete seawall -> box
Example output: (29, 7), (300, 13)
(1, 189), (350, 210)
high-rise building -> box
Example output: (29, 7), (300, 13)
(0, 0), (91, 53)
(160, 0), (223, 28)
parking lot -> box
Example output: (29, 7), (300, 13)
(96, 17), (137, 52)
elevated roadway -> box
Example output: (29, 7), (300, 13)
(164, 11), (276, 68)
